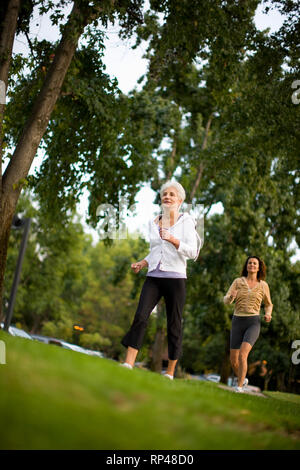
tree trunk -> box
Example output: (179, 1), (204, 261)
(189, 114), (213, 200)
(150, 302), (166, 373)
(0, 196), (16, 318)
(276, 371), (286, 392)
(30, 312), (42, 335)
(220, 334), (231, 384)
(0, 0), (21, 162)
(166, 138), (176, 180)
(2, 2), (93, 202)
(263, 373), (272, 391)
(0, 0), (22, 318)
(287, 363), (296, 393)
(0, 1), (105, 318)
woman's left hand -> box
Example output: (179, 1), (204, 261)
(159, 228), (173, 242)
(159, 228), (180, 249)
(264, 314), (272, 322)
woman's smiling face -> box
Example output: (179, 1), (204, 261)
(247, 258), (259, 275)
(161, 186), (182, 210)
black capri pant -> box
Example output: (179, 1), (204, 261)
(121, 276), (186, 360)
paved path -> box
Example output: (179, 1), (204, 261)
(218, 383), (268, 398)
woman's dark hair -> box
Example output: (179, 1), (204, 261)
(241, 256), (266, 280)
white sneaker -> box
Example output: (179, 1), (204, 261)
(234, 386), (244, 393)
(243, 378), (249, 387)
(120, 362), (133, 369)
(161, 372), (174, 380)
(164, 374), (174, 380)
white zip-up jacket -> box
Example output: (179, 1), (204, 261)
(144, 213), (202, 276)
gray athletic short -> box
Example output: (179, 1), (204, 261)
(230, 315), (261, 349)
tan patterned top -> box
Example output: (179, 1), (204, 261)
(223, 277), (273, 317)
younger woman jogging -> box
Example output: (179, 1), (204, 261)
(224, 256), (273, 393)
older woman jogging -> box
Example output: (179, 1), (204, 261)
(224, 256), (273, 393)
(120, 180), (202, 379)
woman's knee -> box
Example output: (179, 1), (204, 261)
(239, 349), (249, 362)
(230, 356), (239, 370)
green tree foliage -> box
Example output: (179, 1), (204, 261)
(0, 0), (147, 318)
(130, 0), (300, 389)
(4, 191), (155, 359)
(77, 233), (156, 359)
(3, 190), (90, 334)
(2, 0), (299, 391)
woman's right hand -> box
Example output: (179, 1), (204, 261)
(230, 289), (238, 300)
(131, 260), (147, 274)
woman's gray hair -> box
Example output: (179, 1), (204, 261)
(160, 180), (186, 203)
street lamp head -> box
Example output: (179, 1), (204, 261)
(12, 215), (26, 229)
(73, 325), (84, 332)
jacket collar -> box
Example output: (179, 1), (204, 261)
(152, 212), (192, 228)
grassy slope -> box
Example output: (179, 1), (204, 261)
(0, 330), (299, 450)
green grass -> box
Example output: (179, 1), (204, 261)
(264, 391), (300, 405)
(0, 330), (300, 450)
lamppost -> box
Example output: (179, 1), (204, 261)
(73, 324), (84, 345)
(4, 215), (31, 332)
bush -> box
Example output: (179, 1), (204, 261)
(79, 332), (111, 351)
